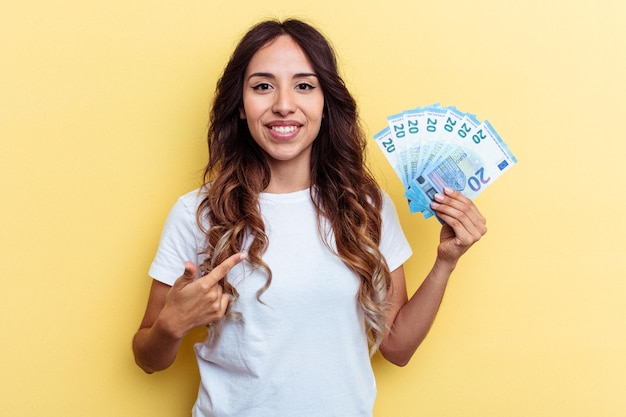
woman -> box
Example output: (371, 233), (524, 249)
(133, 18), (486, 417)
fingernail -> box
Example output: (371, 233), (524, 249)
(434, 193), (445, 202)
(240, 252), (248, 260)
(444, 187), (454, 194)
(431, 201), (440, 209)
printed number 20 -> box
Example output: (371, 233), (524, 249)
(472, 129), (486, 144)
(467, 167), (491, 192)
(382, 138), (395, 153)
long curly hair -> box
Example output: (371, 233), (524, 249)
(197, 18), (392, 352)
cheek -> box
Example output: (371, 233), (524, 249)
(240, 96), (264, 121)
(313, 102), (325, 123)
(315, 97), (325, 120)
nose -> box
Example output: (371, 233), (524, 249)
(272, 88), (296, 116)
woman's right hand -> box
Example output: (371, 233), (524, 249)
(132, 252), (247, 373)
(160, 253), (247, 339)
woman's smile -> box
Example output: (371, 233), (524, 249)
(267, 121), (301, 138)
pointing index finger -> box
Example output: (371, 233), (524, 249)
(200, 252), (247, 286)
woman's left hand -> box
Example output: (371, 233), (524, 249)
(430, 187), (487, 265)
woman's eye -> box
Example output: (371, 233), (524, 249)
(252, 83), (272, 91)
(296, 83), (314, 91)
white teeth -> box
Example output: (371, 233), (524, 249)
(271, 125), (298, 134)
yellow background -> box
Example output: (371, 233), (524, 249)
(1, 0), (625, 415)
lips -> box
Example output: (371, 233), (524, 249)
(266, 121), (302, 139)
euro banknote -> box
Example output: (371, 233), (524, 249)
(374, 104), (517, 219)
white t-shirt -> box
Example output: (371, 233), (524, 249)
(149, 188), (412, 417)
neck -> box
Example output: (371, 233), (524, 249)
(264, 160), (311, 194)
(264, 173), (310, 194)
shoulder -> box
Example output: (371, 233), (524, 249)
(377, 189), (413, 269)
(157, 187), (211, 238)
(168, 186), (208, 220)
(178, 187), (207, 211)
(379, 189), (399, 218)
(380, 188), (393, 206)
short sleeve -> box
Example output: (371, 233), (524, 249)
(379, 191), (413, 272)
(148, 189), (206, 286)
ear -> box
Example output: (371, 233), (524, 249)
(239, 107), (246, 119)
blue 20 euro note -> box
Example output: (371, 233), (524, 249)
(374, 104), (517, 219)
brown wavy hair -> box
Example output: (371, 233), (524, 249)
(197, 18), (392, 352)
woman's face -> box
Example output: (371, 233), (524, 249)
(241, 35), (324, 177)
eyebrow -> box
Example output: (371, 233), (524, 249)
(247, 72), (318, 81)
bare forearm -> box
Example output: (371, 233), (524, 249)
(132, 318), (183, 374)
(380, 258), (456, 366)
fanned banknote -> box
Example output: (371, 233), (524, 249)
(374, 104), (517, 219)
